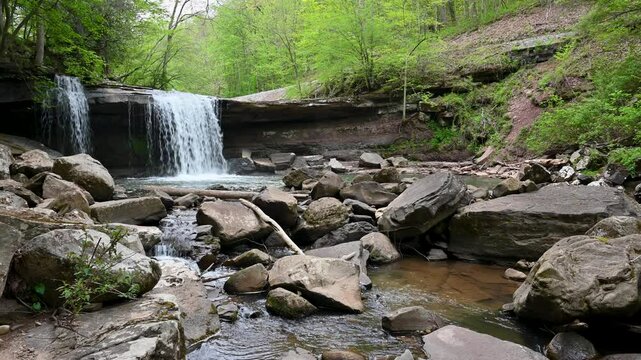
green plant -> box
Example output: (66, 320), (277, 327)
(57, 228), (140, 316)
(609, 147), (641, 177)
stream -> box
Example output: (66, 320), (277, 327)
(121, 174), (549, 359)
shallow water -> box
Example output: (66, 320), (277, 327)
(118, 173), (283, 192)
(188, 258), (549, 360)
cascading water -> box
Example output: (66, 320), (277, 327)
(147, 90), (227, 175)
(41, 75), (92, 154)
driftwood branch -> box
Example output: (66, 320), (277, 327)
(239, 198), (305, 256)
(201, 273), (234, 283)
(144, 186), (308, 200)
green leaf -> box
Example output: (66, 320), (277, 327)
(34, 283), (46, 296)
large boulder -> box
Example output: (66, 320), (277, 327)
(311, 171), (345, 199)
(42, 175), (94, 204)
(449, 185), (641, 262)
(90, 197), (167, 225)
(422, 325), (547, 360)
(13, 229), (161, 306)
(265, 287), (317, 319)
(252, 187), (299, 228)
(10, 150), (53, 177)
(519, 163), (551, 184)
(225, 249), (272, 268)
(293, 197), (349, 245)
(306, 241), (371, 289)
(0, 190), (28, 208)
(53, 154), (115, 201)
(361, 232), (400, 264)
(269, 255), (363, 312)
(378, 172), (470, 238)
(585, 216), (641, 238)
(223, 263), (269, 294)
(340, 181), (397, 207)
(0, 144), (13, 179)
(382, 306), (445, 334)
(0, 223), (21, 297)
(359, 152), (386, 168)
(513, 234), (641, 323)
(0, 179), (42, 206)
(311, 221), (377, 249)
(197, 200), (271, 247)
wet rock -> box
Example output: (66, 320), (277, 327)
(321, 350), (366, 360)
(361, 232), (400, 264)
(513, 235), (641, 323)
(253, 187), (299, 229)
(269, 255), (363, 312)
(586, 216), (641, 238)
(282, 347), (316, 360)
(0, 190), (28, 208)
(283, 168), (319, 189)
(576, 173), (594, 185)
(148, 189), (174, 210)
(0, 144), (13, 179)
(195, 224), (212, 238)
(266, 287), (317, 319)
(225, 249), (272, 268)
(13, 229), (161, 306)
(224, 263), (269, 294)
(449, 185), (640, 262)
(340, 181), (397, 207)
(349, 214), (375, 225)
(373, 168), (401, 183)
(387, 156), (409, 168)
(306, 241), (371, 289)
(381, 182), (407, 195)
(359, 152), (387, 168)
(150, 258), (220, 344)
(351, 173), (373, 184)
(192, 242), (220, 271)
(197, 200), (271, 247)
(0, 223), (21, 297)
(545, 332), (597, 360)
(302, 179), (318, 191)
(217, 303), (239, 322)
(293, 197), (349, 245)
(174, 193), (200, 208)
(328, 158), (347, 173)
(52, 154), (115, 201)
(379, 172), (470, 239)
(0, 179), (42, 206)
(11, 172), (28, 184)
(520, 163), (551, 184)
(253, 158), (276, 173)
(311, 221), (377, 249)
(270, 152), (296, 170)
(10, 150), (53, 177)
(422, 325), (547, 360)
(91, 196), (167, 225)
(42, 187), (91, 215)
(603, 163), (629, 185)
(466, 185), (488, 200)
(228, 157), (256, 174)
(312, 171), (345, 199)
(426, 248), (448, 261)
(382, 306), (445, 335)
(504, 268), (527, 281)
(559, 166), (576, 181)
(344, 198), (376, 217)
(0, 324), (9, 335)
(491, 177), (522, 198)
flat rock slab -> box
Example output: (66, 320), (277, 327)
(90, 196), (167, 225)
(449, 185), (640, 261)
(422, 325), (547, 360)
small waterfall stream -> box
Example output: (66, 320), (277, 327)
(147, 90), (227, 175)
(41, 75), (92, 154)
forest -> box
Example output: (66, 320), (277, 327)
(1, 0), (640, 161)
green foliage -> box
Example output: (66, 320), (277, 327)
(609, 147), (641, 176)
(28, 282), (46, 312)
(57, 228), (140, 315)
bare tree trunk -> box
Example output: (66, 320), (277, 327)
(34, 21), (45, 66)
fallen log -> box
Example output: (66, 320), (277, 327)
(144, 185), (308, 200)
(239, 198), (305, 256)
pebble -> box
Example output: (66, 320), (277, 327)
(504, 268), (527, 281)
(0, 324), (10, 335)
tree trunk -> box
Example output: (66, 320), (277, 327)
(34, 21), (45, 66)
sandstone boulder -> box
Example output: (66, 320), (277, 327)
(90, 197), (167, 225)
(361, 232), (400, 264)
(269, 255), (363, 312)
(449, 185), (640, 262)
(10, 150), (53, 177)
(0, 190), (28, 208)
(306, 241), (371, 289)
(224, 263), (269, 294)
(53, 154), (115, 201)
(382, 306), (445, 334)
(545, 332), (598, 360)
(373, 167), (401, 183)
(197, 200), (271, 247)
(344, 198), (376, 217)
(586, 216), (641, 238)
(266, 287), (317, 319)
(253, 187), (299, 228)
(293, 197), (349, 245)
(359, 152), (386, 168)
(513, 235), (641, 323)
(225, 249), (272, 268)
(311, 171), (345, 199)
(42, 175), (94, 204)
(340, 181), (397, 207)
(0, 144), (13, 179)
(328, 158), (347, 173)
(378, 172), (470, 238)
(0, 179), (42, 206)
(270, 152), (296, 170)
(0, 223), (21, 297)
(283, 168), (319, 189)
(519, 162), (551, 184)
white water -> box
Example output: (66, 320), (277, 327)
(147, 90), (226, 175)
(41, 75), (92, 154)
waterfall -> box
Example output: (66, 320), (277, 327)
(41, 75), (92, 154)
(147, 90), (226, 175)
